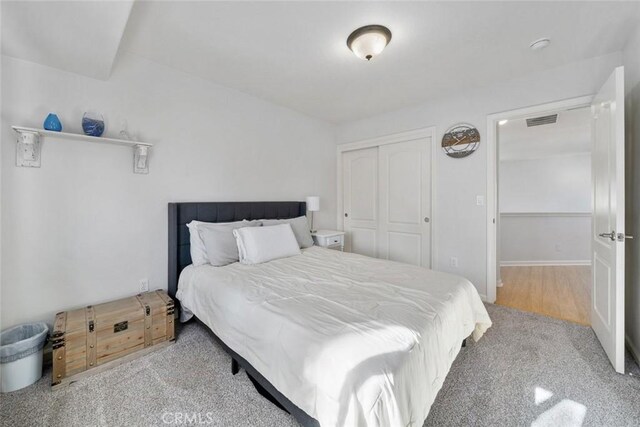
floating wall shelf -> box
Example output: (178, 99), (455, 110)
(12, 126), (152, 174)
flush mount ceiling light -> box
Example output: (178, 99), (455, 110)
(347, 25), (392, 61)
(529, 38), (551, 51)
(498, 119), (509, 126)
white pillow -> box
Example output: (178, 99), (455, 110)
(187, 220), (257, 266)
(233, 224), (301, 265)
(186, 220), (214, 266)
(200, 221), (261, 266)
(260, 216), (314, 248)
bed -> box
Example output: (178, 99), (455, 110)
(168, 202), (492, 427)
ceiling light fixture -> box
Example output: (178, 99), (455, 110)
(529, 38), (551, 51)
(498, 119), (509, 126)
(347, 25), (392, 61)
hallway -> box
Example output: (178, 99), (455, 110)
(496, 265), (591, 325)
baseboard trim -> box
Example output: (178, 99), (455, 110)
(500, 260), (592, 267)
(500, 212), (591, 218)
(626, 335), (640, 368)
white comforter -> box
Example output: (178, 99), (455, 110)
(177, 247), (491, 427)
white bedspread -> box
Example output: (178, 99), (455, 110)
(177, 247), (491, 427)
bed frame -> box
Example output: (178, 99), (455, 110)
(168, 201), (318, 427)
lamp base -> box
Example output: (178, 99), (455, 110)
(309, 212), (316, 234)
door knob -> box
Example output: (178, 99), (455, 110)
(599, 231), (616, 241)
(344, 213), (348, 218)
(424, 217), (430, 223)
(599, 231), (634, 242)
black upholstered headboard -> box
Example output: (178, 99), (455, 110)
(168, 201), (307, 301)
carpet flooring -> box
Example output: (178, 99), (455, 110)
(1, 304), (639, 426)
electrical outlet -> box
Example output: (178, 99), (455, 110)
(139, 279), (149, 293)
(476, 195), (485, 206)
(450, 257), (459, 268)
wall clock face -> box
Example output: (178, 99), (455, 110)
(441, 123), (480, 158)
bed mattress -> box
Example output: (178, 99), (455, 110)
(177, 246), (492, 427)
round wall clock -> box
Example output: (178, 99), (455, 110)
(441, 123), (480, 158)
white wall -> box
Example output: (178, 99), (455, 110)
(623, 21), (640, 365)
(500, 214), (591, 265)
(337, 52), (622, 300)
(499, 154), (591, 213)
(0, 53), (336, 328)
(499, 154), (591, 265)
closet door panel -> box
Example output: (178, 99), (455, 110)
(342, 147), (378, 256)
(378, 138), (431, 267)
(350, 228), (378, 258)
(388, 150), (421, 225)
(350, 156), (377, 222)
(388, 231), (421, 265)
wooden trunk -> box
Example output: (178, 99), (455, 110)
(52, 290), (175, 388)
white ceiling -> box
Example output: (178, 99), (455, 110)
(118, 1), (639, 123)
(1, 1), (134, 80)
(2, 1), (639, 123)
(499, 107), (591, 161)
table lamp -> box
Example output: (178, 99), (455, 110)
(306, 196), (320, 233)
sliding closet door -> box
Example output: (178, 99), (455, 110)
(378, 138), (431, 267)
(342, 147), (378, 257)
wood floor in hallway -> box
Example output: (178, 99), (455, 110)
(496, 265), (591, 326)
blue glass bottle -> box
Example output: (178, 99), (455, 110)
(82, 111), (105, 137)
(43, 113), (62, 132)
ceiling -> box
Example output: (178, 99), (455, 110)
(499, 107), (591, 161)
(2, 2), (639, 123)
(1, 1), (133, 80)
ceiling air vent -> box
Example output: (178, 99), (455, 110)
(526, 114), (558, 127)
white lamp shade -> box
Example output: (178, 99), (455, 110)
(306, 196), (320, 212)
(347, 25), (392, 61)
(350, 33), (387, 60)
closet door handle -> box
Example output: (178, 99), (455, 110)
(344, 213), (349, 218)
(424, 217), (430, 223)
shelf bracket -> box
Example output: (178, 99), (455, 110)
(16, 130), (41, 168)
(134, 144), (149, 174)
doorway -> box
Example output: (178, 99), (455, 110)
(495, 107), (593, 325)
(487, 68), (627, 373)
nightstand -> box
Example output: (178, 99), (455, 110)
(311, 230), (345, 251)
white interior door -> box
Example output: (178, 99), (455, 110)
(591, 66), (626, 373)
(378, 139), (432, 267)
(343, 147), (378, 257)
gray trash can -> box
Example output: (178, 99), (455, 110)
(0, 322), (48, 392)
